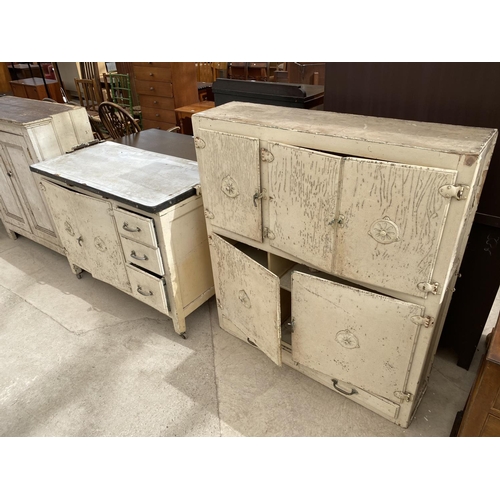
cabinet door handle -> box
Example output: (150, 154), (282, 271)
(123, 222), (141, 233)
(137, 285), (153, 296)
(7, 170), (13, 177)
(332, 379), (357, 396)
(130, 250), (148, 261)
(77, 236), (83, 246)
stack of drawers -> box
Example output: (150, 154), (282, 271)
(133, 62), (199, 131)
(114, 207), (169, 312)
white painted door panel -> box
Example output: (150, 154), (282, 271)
(0, 134), (58, 240)
(41, 180), (130, 292)
(267, 142), (341, 272)
(41, 180), (88, 267)
(196, 130), (263, 242)
(335, 158), (457, 296)
(211, 233), (282, 365)
(0, 147), (30, 231)
(291, 272), (424, 402)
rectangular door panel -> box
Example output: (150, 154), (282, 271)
(196, 130), (263, 242)
(267, 142), (341, 272)
(335, 158), (457, 296)
(40, 180), (88, 268)
(292, 272), (425, 402)
(0, 149), (30, 231)
(73, 192), (130, 292)
(210, 233), (281, 365)
(0, 135), (58, 239)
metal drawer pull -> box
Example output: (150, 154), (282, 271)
(137, 286), (153, 296)
(130, 250), (148, 261)
(123, 222), (141, 233)
(77, 236), (83, 246)
(332, 379), (357, 396)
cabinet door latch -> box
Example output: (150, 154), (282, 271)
(417, 281), (440, 295)
(394, 391), (413, 402)
(438, 184), (470, 200)
(411, 315), (435, 328)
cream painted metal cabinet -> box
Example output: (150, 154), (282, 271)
(193, 102), (498, 427)
(0, 96), (93, 253)
(30, 142), (214, 337)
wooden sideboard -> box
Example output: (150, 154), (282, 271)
(458, 314), (500, 436)
(10, 77), (64, 103)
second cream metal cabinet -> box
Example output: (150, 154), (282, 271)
(192, 102), (498, 427)
(30, 142), (214, 337)
(0, 96), (93, 253)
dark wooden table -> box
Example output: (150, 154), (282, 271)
(114, 128), (197, 161)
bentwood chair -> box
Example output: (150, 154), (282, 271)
(98, 101), (141, 140)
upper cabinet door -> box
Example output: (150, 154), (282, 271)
(267, 142), (341, 273)
(196, 130), (263, 242)
(210, 233), (282, 365)
(335, 158), (457, 297)
(291, 271), (425, 402)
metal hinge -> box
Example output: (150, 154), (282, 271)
(394, 391), (413, 402)
(260, 148), (274, 162)
(417, 281), (440, 295)
(194, 137), (206, 149)
(438, 184), (470, 200)
(68, 139), (102, 153)
(288, 318), (295, 332)
(263, 227), (276, 240)
(411, 315), (435, 328)
(194, 184), (202, 196)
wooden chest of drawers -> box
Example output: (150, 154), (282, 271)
(458, 314), (500, 436)
(133, 63), (199, 131)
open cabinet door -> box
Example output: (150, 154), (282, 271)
(210, 233), (282, 365)
(267, 142), (341, 273)
(291, 271), (425, 402)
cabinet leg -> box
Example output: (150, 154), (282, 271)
(5, 227), (18, 240)
(172, 316), (187, 339)
(69, 262), (83, 279)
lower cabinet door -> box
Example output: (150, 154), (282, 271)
(210, 233), (282, 365)
(41, 180), (130, 292)
(291, 271), (425, 403)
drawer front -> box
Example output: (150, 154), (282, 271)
(121, 236), (165, 276)
(141, 119), (178, 131)
(135, 80), (173, 98)
(10, 83), (27, 98)
(134, 62), (172, 69)
(141, 106), (176, 124)
(134, 66), (172, 82)
(25, 85), (41, 100)
(138, 95), (175, 110)
(114, 207), (158, 247)
(126, 264), (169, 313)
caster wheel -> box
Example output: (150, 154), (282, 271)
(181, 333), (187, 339)
(77, 273), (82, 279)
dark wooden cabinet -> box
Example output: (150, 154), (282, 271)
(10, 77), (63, 103)
(458, 315), (500, 436)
